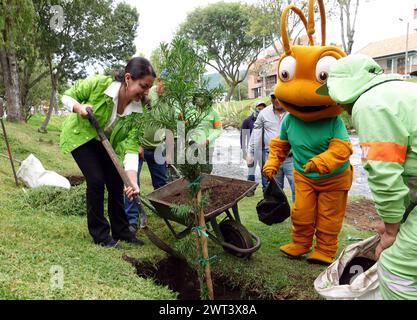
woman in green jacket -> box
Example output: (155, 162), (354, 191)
(60, 57), (156, 248)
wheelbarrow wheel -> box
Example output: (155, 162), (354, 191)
(219, 219), (254, 259)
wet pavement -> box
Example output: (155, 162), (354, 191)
(212, 128), (372, 199)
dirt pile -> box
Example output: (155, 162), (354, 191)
(66, 175), (85, 186)
(344, 199), (382, 232)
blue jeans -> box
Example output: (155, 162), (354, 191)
(124, 148), (168, 226)
(262, 149), (296, 202)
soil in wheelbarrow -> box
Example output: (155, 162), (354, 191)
(123, 255), (260, 300)
(161, 176), (251, 214)
(339, 257), (377, 285)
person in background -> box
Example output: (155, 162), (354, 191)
(248, 94), (295, 201)
(241, 101), (266, 196)
(60, 57), (156, 248)
(124, 77), (169, 232)
(190, 91), (223, 174)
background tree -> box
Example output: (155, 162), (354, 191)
(220, 78), (248, 101)
(150, 47), (163, 76)
(0, 0), (36, 122)
(252, 0), (335, 56)
(334, 0), (360, 54)
(252, 0), (308, 55)
(179, 2), (264, 102)
(34, 0), (139, 132)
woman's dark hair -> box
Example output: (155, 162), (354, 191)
(114, 57), (156, 83)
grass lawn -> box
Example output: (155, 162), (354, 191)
(0, 116), (373, 300)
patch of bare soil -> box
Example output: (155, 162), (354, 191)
(123, 255), (260, 300)
(65, 175), (85, 186)
(345, 199), (382, 232)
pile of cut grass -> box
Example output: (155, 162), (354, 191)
(21, 185), (87, 216)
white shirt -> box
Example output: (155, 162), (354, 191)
(62, 81), (142, 172)
(248, 105), (288, 156)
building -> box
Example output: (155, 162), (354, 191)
(357, 32), (417, 75)
(247, 54), (279, 99)
(357, 3), (417, 75)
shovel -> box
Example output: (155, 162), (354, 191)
(86, 107), (185, 260)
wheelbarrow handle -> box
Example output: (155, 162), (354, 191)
(167, 164), (181, 178)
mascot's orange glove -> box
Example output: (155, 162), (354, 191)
(263, 138), (291, 179)
(304, 139), (353, 175)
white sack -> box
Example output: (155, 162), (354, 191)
(16, 154), (70, 189)
(314, 235), (382, 300)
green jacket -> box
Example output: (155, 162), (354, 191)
(190, 108), (223, 146)
(352, 80), (417, 223)
(327, 54), (417, 299)
(60, 75), (141, 162)
(141, 86), (166, 150)
(326, 55), (414, 223)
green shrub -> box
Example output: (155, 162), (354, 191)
(214, 98), (269, 129)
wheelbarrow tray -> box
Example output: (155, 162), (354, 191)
(147, 174), (258, 225)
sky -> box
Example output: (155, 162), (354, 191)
(121, 0), (417, 69)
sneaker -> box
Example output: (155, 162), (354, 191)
(115, 236), (145, 247)
(97, 239), (119, 249)
(126, 237), (145, 246)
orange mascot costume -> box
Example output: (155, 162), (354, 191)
(263, 0), (353, 265)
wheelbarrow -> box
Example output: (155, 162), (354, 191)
(145, 174), (262, 259)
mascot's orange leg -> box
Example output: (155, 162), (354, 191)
(307, 166), (353, 265)
(280, 172), (316, 257)
(307, 190), (348, 265)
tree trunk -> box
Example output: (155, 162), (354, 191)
(0, 50), (22, 122)
(39, 71), (58, 133)
(193, 204), (204, 294)
(21, 68), (49, 122)
(197, 189), (214, 300)
(225, 83), (236, 102)
(339, 3), (347, 53)
(0, 97), (4, 117)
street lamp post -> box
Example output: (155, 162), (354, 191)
(406, 21), (410, 74)
(400, 18), (410, 74)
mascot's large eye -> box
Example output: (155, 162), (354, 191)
(278, 56), (296, 82)
(315, 56), (337, 84)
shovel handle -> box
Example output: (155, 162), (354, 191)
(86, 107), (107, 141)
